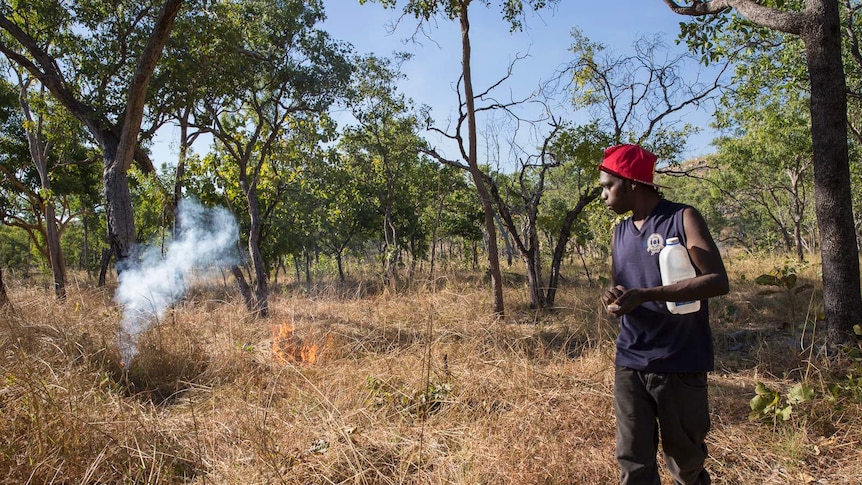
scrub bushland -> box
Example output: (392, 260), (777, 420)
(1, 254), (860, 484)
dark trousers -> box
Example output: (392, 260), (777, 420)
(614, 366), (711, 485)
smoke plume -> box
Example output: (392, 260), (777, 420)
(115, 198), (239, 364)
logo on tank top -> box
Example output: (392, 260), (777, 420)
(646, 233), (664, 255)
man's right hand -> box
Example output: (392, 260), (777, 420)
(603, 285), (626, 312)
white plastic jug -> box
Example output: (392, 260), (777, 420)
(659, 237), (701, 314)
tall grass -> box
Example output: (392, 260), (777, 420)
(1, 255), (860, 484)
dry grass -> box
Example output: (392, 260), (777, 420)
(1, 256), (861, 484)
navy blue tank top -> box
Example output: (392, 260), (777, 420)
(612, 199), (714, 373)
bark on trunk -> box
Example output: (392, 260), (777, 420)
(104, 152), (137, 265)
(98, 247), (111, 287)
(245, 184), (269, 316)
(82, 216), (91, 276)
(803, 6), (862, 349)
(0, 267), (10, 308)
(172, 111), (190, 237)
(460, 3), (504, 315)
(231, 264), (254, 312)
(383, 177), (398, 287)
(337, 250), (346, 283)
(44, 204), (66, 298)
(305, 249), (313, 290)
(524, 252), (545, 309)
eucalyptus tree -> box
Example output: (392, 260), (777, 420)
(404, 155), (445, 273)
(0, 75), (100, 291)
(4, 67), (95, 297)
(364, 0), (561, 315)
(709, 94), (816, 261)
(0, 0), (183, 267)
(263, 115), (345, 287)
(150, 2), (254, 227)
(338, 122), (435, 281)
(663, 0), (860, 348)
(0, 77), (31, 254)
(128, 164), (174, 250)
(183, 0), (351, 314)
(341, 55), (428, 285)
(12, 74), (65, 297)
(0, 226), (30, 271)
(188, 112), (343, 311)
(305, 149), (380, 283)
(423, 164), (482, 274)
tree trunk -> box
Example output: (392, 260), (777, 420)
(494, 212), (514, 268)
(803, 3), (862, 349)
(383, 177), (398, 287)
(82, 217), (90, 275)
(472, 240), (478, 271)
(231, 264), (254, 312)
(336, 250), (346, 283)
(97, 247), (111, 287)
(523, 251), (545, 309)
(794, 218), (805, 262)
(18, 80), (67, 299)
(305, 248), (313, 290)
(0, 267), (9, 308)
(430, 181), (445, 279)
(459, 3), (504, 315)
(44, 203), (66, 298)
(245, 183), (269, 316)
(172, 109), (191, 237)
(104, 152), (137, 266)
(547, 187), (600, 306)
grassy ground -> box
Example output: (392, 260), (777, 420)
(1, 254), (861, 484)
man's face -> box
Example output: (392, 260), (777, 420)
(599, 170), (631, 215)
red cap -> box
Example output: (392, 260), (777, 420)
(598, 144), (664, 188)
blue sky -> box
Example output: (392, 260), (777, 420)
(322, 1), (721, 165)
(323, 1), (691, 110)
(152, 1), (720, 168)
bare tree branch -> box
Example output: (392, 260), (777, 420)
(661, 0), (808, 35)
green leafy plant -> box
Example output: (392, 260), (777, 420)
(827, 374), (862, 402)
(754, 263), (812, 295)
(749, 381), (814, 424)
(754, 263), (817, 334)
(366, 375), (452, 416)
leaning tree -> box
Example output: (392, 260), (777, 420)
(0, 0), (183, 268)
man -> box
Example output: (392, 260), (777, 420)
(598, 144), (729, 485)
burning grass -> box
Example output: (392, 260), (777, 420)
(1, 256), (861, 484)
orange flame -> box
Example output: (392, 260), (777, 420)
(272, 323), (323, 365)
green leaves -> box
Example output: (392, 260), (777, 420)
(754, 273), (796, 289)
(787, 382), (814, 405)
(754, 264), (815, 295)
(749, 381), (813, 423)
